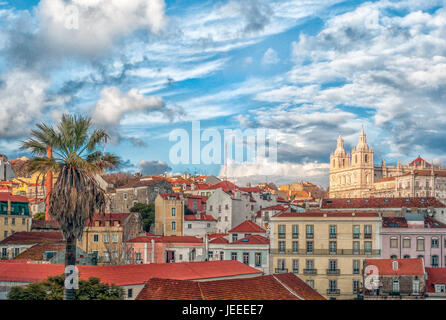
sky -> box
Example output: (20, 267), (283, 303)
(0, 0), (446, 187)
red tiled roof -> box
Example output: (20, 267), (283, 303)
(14, 243), (65, 261)
(256, 205), (288, 218)
(208, 181), (239, 192)
(31, 219), (61, 230)
(209, 237), (229, 244)
(118, 179), (170, 189)
(136, 273), (324, 300)
(365, 258), (424, 276)
(275, 211), (379, 218)
(232, 235), (269, 245)
(228, 220), (266, 233)
(0, 231), (63, 244)
(208, 233), (228, 240)
(382, 217), (408, 228)
(127, 235), (203, 244)
(0, 260), (262, 286)
(424, 216), (446, 228)
(159, 193), (181, 200)
(85, 212), (132, 227)
(426, 268), (446, 293)
(321, 197), (446, 209)
(239, 187), (262, 193)
(184, 213), (216, 221)
(0, 193), (29, 202)
(410, 156), (430, 167)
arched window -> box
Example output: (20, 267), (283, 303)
(403, 255), (410, 259)
(342, 159), (345, 167)
(390, 255), (397, 259)
(365, 154), (368, 163)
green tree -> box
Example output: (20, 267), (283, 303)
(130, 203), (154, 232)
(8, 275), (124, 300)
(21, 114), (119, 300)
(33, 212), (46, 220)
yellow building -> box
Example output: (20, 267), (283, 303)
(154, 193), (184, 236)
(270, 210), (382, 300)
(0, 194), (32, 242)
(77, 212), (143, 265)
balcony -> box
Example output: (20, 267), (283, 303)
(270, 249), (381, 256)
(353, 233), (360, 239)
(278, 233), (286, 239)
(326, 269), (340, 275)
(329, 234), (337, 239)
(292, 268), (299, 274)
(303, 268), (317, 275)
(364, 233), (372, 239)
(326, 289), (340, 295)
(306, 233), (314, 239)
(292, 233), (299, 239)
(275, 268), (288, 274)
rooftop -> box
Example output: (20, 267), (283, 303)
(364, 258), (424, 276)
(127, 235), (204, 244)
(426, 268), (446, 293)
(14, 243), (65, 261)
(136, 273), (325, 300)
(228, 220), (266, 233)
(0, 193), (29, 203)
(0, 260), (262, 286)
(274, 211), (379, 218)
(0, 231), (64, 245)
(321, 197), (446, 209)
(232, 235), (269, 245)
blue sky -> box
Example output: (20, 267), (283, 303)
(0, 0), (446, 187)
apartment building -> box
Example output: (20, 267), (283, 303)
(154, 193), (185, 236)
(0, 194), (31, 241)
(270, 210), (382, 299)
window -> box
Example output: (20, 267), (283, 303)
(93, 234), (99, 242)
(208, 251), (213, 260)
(127, 289), (133, 298)
(277, 259), (285, 270)
(353, 260), (360, 274)
(13, 248), (20, 258)
(329, 241), (337, 254)
(305, 259), (314, 270)
(432, 238), (439, 248)
(328, 259), (337, 271)
(353, 280), (360, 294)
(255, 252), (261, 267)
(329, 225), (337, 239)
(403, 255), (410, 259)
(292, 225), (299, 238)
(103, 234), (110, 243)
(329, 280), (338, 292)
(292, 241), (299, 253)
(432, 255), (439, 267)
(353, 225), (360, 239)
(225, 204), (229, 210)
(403, 237), (411, 248)
(112, 234), (118, 243)
(392, 280), (400, 294)
(188, 224), (192, 229)
(123, 193), (127, 200)
(306, 241), (314, 254)
(306, 225), (314, 238)
(232, 234), (238, 242)
(364, 225), (372, 238)
(390, 255), (397, 259)
(390, 237), (398, 248)
(353, 241), (360, 254)
(22, 218), (26, 225)
(231, 252), (237, 260)
(171, 221), (176, 231)
(135, 252), (142, 261)
(413, 280), (420, 295)
(241, 252), (249, 264)
(1, 248), (6, 258)
(4, 231), (7, 239)
(171, 207), (176, 217)
(11, 218), (15, 225)
(417, 238), (425, 251)
(278, 225), (286, 239)
(4, 217), (8, 225)
(306, 280), (314, 288)
(220, 251), (224, 260)
(278, 241), (286, 253)
(435, 284), (446, 293)
(364, 241), (372, 253)
(292, 259), (299, 273)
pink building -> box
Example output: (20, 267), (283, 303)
(126, 235), (205, 264)
(381, 214), (446, 268)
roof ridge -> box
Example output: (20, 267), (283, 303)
(197, 281), (206, 300)
(272, 274), (303, 300)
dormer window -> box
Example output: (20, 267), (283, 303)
(392, 261), (398, 270)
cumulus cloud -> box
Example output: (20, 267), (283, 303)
(0, 70), (65, 138)
(137, 160), (171, 175)
(37, 0), (167, 57)
(92, 87), (166, 127)
(262, 48), (279, 64)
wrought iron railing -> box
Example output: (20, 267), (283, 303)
(270, 249), (381, 256)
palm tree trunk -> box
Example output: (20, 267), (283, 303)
(64, 235), (77, 300)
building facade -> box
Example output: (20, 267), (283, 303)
(329, 130), (446, 203)
(154, 193), (185, 236)
(270, 210), (382, 299)
(0, 194), (31, 241)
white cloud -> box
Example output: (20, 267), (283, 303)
(0, 70), (63, 138)
(92, 87), (166, 127)
(37, 0), (167, 56)
(262, 48), (279, 64)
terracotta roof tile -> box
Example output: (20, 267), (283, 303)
(14, 243), (65, 261)
(0, 193), (29, 202)
(136, 273), (323, 300)
(209, 237), (229, 244)
(228, 220), (266, 233)
(128, 235), (203, 244)
(232, 235), (269, 245)
(0, 231), (64, 244)
(364, 258), (424, 276)
(322, 197), (446, 209)
(426, 268), (446, 293)
(275, 211), (379, 218)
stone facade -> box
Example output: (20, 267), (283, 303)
(110, 179), (172, 212)
(329, 130), (446, 203)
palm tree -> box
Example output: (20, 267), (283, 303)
(21, 114), (119, 300)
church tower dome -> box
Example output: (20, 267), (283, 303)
(355, 128), (369, 151)
(334, 135), (346, 157)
